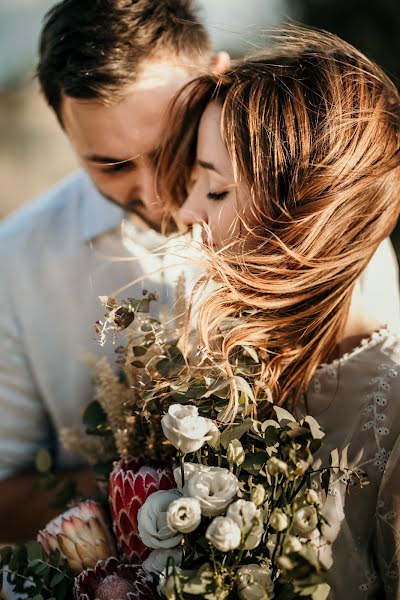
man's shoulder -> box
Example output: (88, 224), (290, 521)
(0, 170), (87, 246)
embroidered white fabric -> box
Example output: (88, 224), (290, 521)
(295, 328), (400, 599)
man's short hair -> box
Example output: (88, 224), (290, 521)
(37, 0), (212, 119)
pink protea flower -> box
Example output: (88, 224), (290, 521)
(109, 458), (175, 561)
(74, 557), (155, 600)
(37, 500), (116, 572)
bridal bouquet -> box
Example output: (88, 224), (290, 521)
(1, 289), (356, 600)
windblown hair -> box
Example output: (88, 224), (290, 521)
(159, 25), (400, 416)
(37, 0), (212, 120)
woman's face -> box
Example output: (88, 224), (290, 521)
(178, 101), (249, 248)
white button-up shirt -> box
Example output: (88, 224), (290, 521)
(0, 170), (195, 478)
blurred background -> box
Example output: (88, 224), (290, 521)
(1, 0), (400, 250)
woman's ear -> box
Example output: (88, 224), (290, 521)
(211, 51), (231, 74)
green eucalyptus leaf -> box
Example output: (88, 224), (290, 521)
(50, 572), (65, 587)
(304, 415), (325, 440)
(53, 577), (69, 600)
(132, 346), (147, 357)
(201, 379), (231, 399)
(0, 545), (12, 566)
(26, 542), (43, 562)
(241, 450), (268, 475)
(83, 400), (107, 429)
(274, 406), (296, 424)
(131, 360), (146, 369)
(219, 419), (254, 449)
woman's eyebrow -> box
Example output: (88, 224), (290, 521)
(197, 159), (222, 175)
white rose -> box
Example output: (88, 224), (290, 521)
(227, 500), (264, 550)
(269, 508), (289, 532)
(205, 516), (241, 552)
(291, 506), (318, 538)
(138, 489), (182, 549)
(237, 564), (274, 600)
(161, 404), (214, 454)
(166, 497), (202, 533)
(174, 464), (239, 517)
(143, 548), (182, 575)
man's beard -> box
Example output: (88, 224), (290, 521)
(96, 186), (165, 233)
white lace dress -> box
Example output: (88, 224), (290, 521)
(294, 329), (400, 599)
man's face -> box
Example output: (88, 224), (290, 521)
(61, 61), (192, 231)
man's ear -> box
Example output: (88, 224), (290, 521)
(211, 51), (231, 74)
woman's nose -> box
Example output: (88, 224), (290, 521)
(178, 187), (207, 228)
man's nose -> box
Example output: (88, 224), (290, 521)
(140, 164), (159, 208)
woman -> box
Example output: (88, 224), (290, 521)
(159, 26), (400, 599)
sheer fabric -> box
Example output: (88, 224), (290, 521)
(295, 329), (400, 599)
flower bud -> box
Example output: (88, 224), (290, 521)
(269, 508), (289, 532)
(250, 484), (266, 508)
(227, 439), (245, 466)
(266, 457), (288, 477)
(305, 489), (320, 506)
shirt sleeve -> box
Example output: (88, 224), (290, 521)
(0, 268), (49, 479)
(375, 433), (400, 599)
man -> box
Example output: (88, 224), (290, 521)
(0, 0), (229, 541)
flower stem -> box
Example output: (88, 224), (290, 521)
(179, 451), (186, 488)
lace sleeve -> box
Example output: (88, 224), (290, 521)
(375, 433), (400, 599)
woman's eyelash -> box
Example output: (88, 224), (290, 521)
(207, 191), (228, 201)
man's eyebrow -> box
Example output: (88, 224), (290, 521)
(197, 159), (222, 175)
(84, 154), (138, 165)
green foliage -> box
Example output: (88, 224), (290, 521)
(0, 543), (74, 600)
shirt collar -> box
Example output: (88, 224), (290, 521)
(79, 171), (124, 242)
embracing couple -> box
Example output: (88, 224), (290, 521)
(0, 1), (400, 598)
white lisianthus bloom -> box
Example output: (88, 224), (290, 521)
(237, 564), (274, 600)
(291, 506), (318, 538)
(174, 464), (239, 517)
(205, 516), (241, 552)
(138, 489), (182, 549)
(143, 548), (182, 575)
(227, 500), (264, 550)
(269, 508), (289, 532)
(161, 404), (214, 454)
(166, 497), (202, 534)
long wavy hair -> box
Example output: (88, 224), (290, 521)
(159, 25), (400, 417)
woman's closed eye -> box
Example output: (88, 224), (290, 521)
(207, 191), (228, 201)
